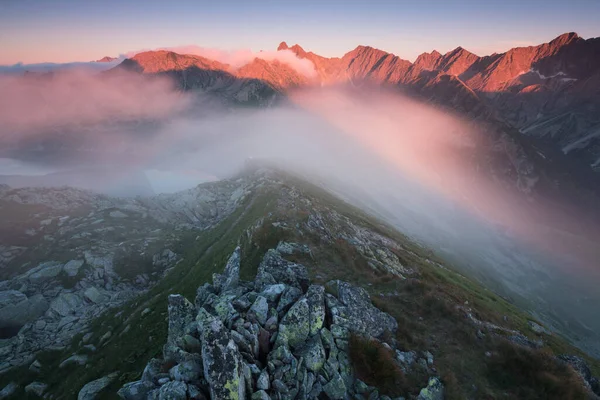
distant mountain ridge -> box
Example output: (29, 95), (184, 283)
(114, 33), (600, 175)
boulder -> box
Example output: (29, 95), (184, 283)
(50, 293), (82, 317)
(0, 291), (48, 332)
(28, 261), (63, 284)
(156, 381), (187, 400)
(201, 317), (246, 400)
(255, 250), (309, 292)
(117, 380), (156, 399)
(84, 287), (107, 304)
(277, 297), (310, 349)
(214, 247), (241, 293)
(60, 354), (88, 368)
(306, 285), (325, 336)
(248, 296), (269, 326)
(164, 295), (196, 362)
(78, 372), (118, 400)
(63, 260), (84, 277)
(322, 372), (346, 399)
(325, 280), (397, 338)
(297, 335), (326, 373)
(169, 360), (202, 383)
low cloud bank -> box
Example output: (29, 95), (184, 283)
(0, 71), (598, 356)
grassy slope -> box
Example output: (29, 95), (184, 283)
(1, 173), (598, 399)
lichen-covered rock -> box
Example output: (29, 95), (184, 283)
(276, 286), (303, 315)
(261, 284), (286, 303)
(255, 250), (309, 292)
(156, 381), (188, 400)
(306, 285), (325, 336)
(214, 247), (241, 293)
(323, 372), (347, 399)
(248, 296), (269, 326)
(201, 318), (246, 400)
(170, 360), (202, 383)
(277, 297), (310, 349)
(297, 335), (326, 373)
(117, 380), (156, 400)
(417, 377), (444, 400)
(326, 280), (397, 338)
(164, 295), (197, 363)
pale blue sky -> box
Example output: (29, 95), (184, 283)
(1, 0), (599, 64)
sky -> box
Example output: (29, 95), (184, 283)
(1, 0), (600, 65)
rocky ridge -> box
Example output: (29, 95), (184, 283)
(0, 174), (261, 374)
(117, 245), (443, 400)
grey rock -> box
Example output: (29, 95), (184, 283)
(277, 297), (310, 349)
(29, 359), (42, 373)
(417, 377), (444, 400)
(261, 284), (287, 303)
(84, 287), (107, 304)
(60, 354), (88, 368)
(257, 369), (270, 390)
(50, 293), (82, 317)
(214, 247), (241, 293)
(326, 280), (397, 338)
(0, 291), (48, 331)
(528, 321), (551, 335)
(276, 286), (302, 314)
(63, 260), (84, 277)
(323, 372), (347, 399)
(78, 372), (118, 400)
(195, 283), (215, 309)
(252, 390), (271, 400)
(559, 355), (600, 396)
(0, 382), (17, 399)
(201, 317), (245, 400)
(297, 335), (326, 373)
(186, 384), (204, 399)
(275, 241), (310, 255)
(118, 380), (156, 399)
(272, 379), (289, 394)
(249, 296), (269, 326)
(25, 381), (48, 397)
(255, 250), (309, 292)
(142, 358), (164, 383)
(169, 360), (202, 383)
(306, 285), (325, 336)
(157, 381), (187, 400)
(28, 261), (63, 283)
(164, 294), (196, 362)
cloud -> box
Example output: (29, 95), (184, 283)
(0, 60), (121, 75)
(123, 45), (317, 78)
(0, 68), (191, 138)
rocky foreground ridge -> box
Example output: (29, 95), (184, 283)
(117, 245), (443, 400)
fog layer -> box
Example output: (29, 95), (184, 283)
(0, 71), (598, 356)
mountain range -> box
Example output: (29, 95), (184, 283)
(113, 33), (600, 179)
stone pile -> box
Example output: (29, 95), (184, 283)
(117, 245), (444, 400)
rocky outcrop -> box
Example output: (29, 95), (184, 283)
(0, 174), (260, 374)
(118, 245), (442, 399)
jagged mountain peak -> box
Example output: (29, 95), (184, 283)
(277, 41), (289, 51)
(549, 31), (581, 47)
